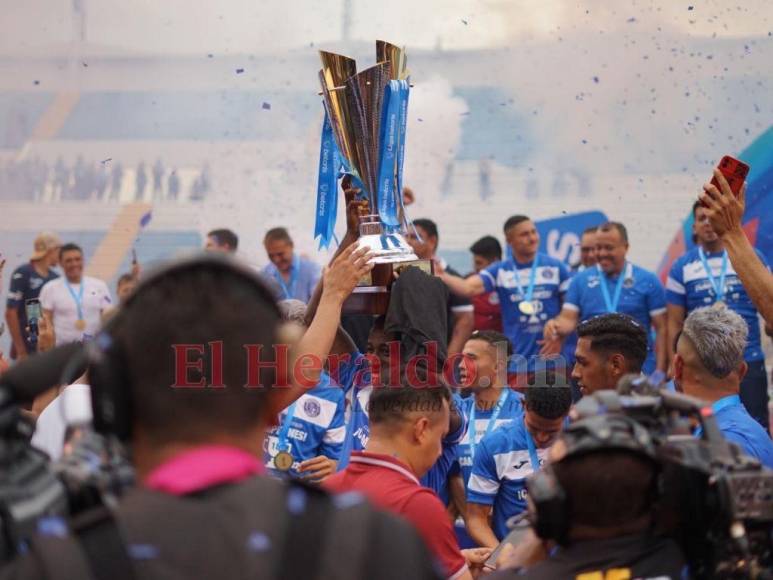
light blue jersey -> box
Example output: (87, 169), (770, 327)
(264, 370), (345, 477)
(564, 262), (666, 374)
(667, 247), (769, 361)
(466, 417), (547, 540)
(479, 253), (571, 361)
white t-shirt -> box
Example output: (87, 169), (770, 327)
(39, 276), (112, 344)
(32, 383), (93, 462)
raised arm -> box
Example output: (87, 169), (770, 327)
(701, 170), (773, 326)
(435, 260), (486, 298)
(269, 244), (373, 415)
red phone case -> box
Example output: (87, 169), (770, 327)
(710, 155), (750, 197)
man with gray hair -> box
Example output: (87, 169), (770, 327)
(673, 306), (773, 468)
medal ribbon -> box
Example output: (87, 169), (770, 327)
(698, 248), (729, 303)
(276, 402), (298, 454)
(468, 389), (510, 461)
(65, 280), (85, 321)
(523, 416), (541, 472)
(512, 254), (540, 305)
(598, 262), (627, 314)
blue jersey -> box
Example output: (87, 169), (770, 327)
(262, 253), (321, 303)
(455, 390), (524, 488)
(335, 351), (470, 497)
(667, 247), (769, 362)
(696, 395), (773, 469)
(420, 393), (469, 500)
(466, 417), (548, 540)
(479, 253), (571, 361)
(6, 263), (59, 351)
(564, 262), (666, 374)
(264, 370), (345, 477)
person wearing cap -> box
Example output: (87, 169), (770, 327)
(39, 243), (112, 345)
(4, 232), (61, 360)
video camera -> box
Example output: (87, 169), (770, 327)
(0, 344), (134, 563)
(574, 374), (773, 579)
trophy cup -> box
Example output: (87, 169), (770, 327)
(316, 41), (432, 314)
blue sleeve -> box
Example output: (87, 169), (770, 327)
(646, 272), (667, 315)
(479, 261), (500, 293)
(445, 394), (468, 445)
(6, 267), (26, 309)
(466, 436), (500, 505)
(665, 257), (687, 307)
(563, 272), (582, 309)
(319, 390), (346, 460)
(334, 350), (364, 395)
(558, 260), (572, 294)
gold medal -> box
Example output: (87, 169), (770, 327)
(75, 319), (86, 331)
(274, 451), (294, 472)
(519, 301), (535, 315)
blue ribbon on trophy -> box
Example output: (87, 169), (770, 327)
(314, 110), (340, 249)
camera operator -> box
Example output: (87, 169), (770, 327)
(571, 313), (648, 397)
(493, 414), (687, 579)
(673, 305), (773, 468)
(0, 246), (441, 580)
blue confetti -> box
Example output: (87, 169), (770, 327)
(688, 5), (694, 10)
(627, 17), (637, 23)
(33, 80), (40, 85)
(417, 118), (424, 122)
(139, 211), (153, 228)
(128, 544), (159, 560)
(236, 68), (245, 74)
(592, 76), (600, 83)
(262, 102), (271, 110)
(246, 532), (271, 552)
(581, 139), (588, 144)
(101, 158), (112, 165)
(207, 53), (214, 58)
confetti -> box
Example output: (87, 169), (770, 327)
(33, 80), (40, 85)
(627, 17), (637, 23)
(581, 139), (588, 144)
(592, 76), (600, 83)
(82, 62), (88, 68)
(688, 5), (694, 10)
(417, 118), (424, 122)
(101, 158), (112, 165)
(207, 53), (214, 58)
(262, 102), (271, 110)
(461, 19), (468, 25)
(236, 68), (245, 74)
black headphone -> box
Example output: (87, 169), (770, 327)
(86, 254), (280, 442)
(527, 413), (658, 546)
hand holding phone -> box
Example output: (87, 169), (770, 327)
(707, 155), (749, 201)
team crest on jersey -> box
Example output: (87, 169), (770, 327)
(542, 268), (554, 280)
(488, 293), (500, 305)
(303, 399), (321, 417)
(623, 277), (634, 289)
(588, 277), (600, 288)
(30, 277), (43, 290)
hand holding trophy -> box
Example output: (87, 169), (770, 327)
(314, 41), (432, 314)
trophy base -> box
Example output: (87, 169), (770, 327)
(343, 259), (434, 315)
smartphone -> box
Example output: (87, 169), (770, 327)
(25, 298), (42, 321)
(484, 513), (532, 569)
(710, 155), (750, 198)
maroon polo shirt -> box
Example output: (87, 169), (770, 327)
(325, 451), (468, 580)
